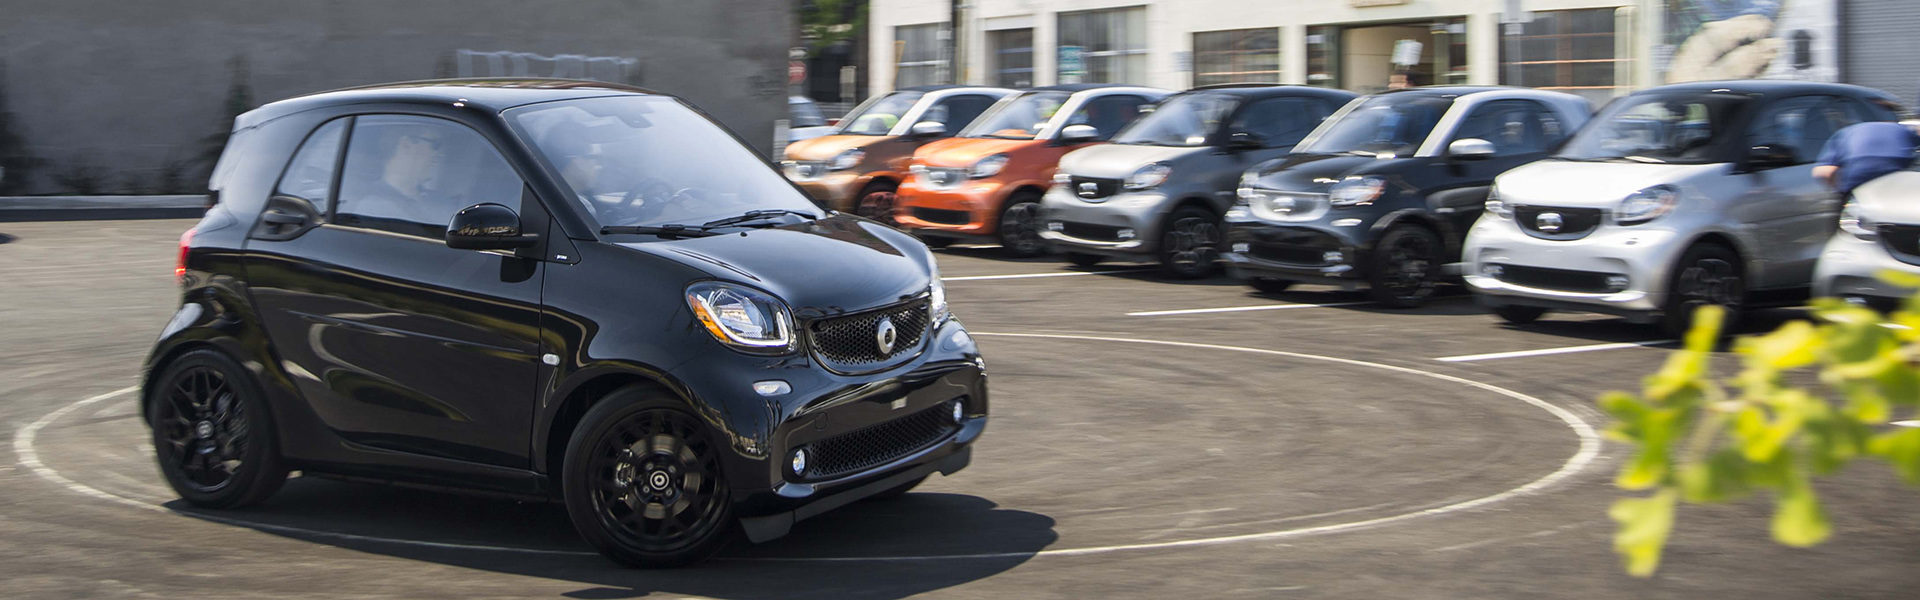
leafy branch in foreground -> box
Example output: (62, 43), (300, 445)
(1600, 272), (1920, 576)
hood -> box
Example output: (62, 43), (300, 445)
(615, 214), (934, 318)
(783, 134), (890, 162)
(1496, 160), (1729, 209)
(1853, 171), (1920, 224)
(1058, 143), (1207, 179)
(789, 126), (835, 143)
(915, 137), (1042, 168)
(1252, 153), (1391, 193)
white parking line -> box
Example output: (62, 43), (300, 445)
(1433, 339), (1671, 363)
(942, 268), (1145, 282)
(1127, 302), (1370, 317)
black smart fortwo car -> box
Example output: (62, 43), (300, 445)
(142, 80), (988, 567)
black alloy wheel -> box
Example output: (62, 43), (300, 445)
(149, 349), (286, 508)
(1367, 226), (1443, 308)
(1492, 304), (1548, 325)
(855, 183), (901, 228)
(998, 194), (1047, 258)
(1160, 206), (1222, 279)
(1065, 252), (1104, 268)
(1247, 277), (1294, 295)
(1662, 244), (1744, 337)
(564, 388), (734, 567)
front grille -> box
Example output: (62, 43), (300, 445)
(1515, 206), (1603, 239)
(808, 299), (930, 373)
(1496, 264), (1616, 293)
(1069, 175), (1120, 200)
(1248, 243), (1330, 266)
(911, 207), (972, 226)
(1879, 224), (1920, 266)
(1058, 221), (1125, 242)
(801, 401), (959, 480)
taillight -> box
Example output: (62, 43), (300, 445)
(176, 229), (194, 282)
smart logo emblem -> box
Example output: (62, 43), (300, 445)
(875, 317), (898, 354)
(1536, 211), (1564, 233)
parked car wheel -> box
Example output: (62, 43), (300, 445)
(1367, 225), (1442, 308)
(998, 192), (1047, 258)
(1065, 253), (1104, 268)
(1492, 304), (1548, 324)
(864, 475), (928, 501)
(1247, 278), (1294, 295)
(1662, 243), (1744, 338)
(1160, 206), (1222, 279)
(855, 182), (900, 227)
(563, 386), (735, 568)
(148, 349), (287, 509)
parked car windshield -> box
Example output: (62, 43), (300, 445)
(1111, 92), (1239, 147)
(836, 91), (924, 135)
(508, 95), (822, 229)
(1295, 94), (1452, 157)
(960, 91), (1070, 139)
(789, 97), (827, 128)
(1556, 92), (1751, 164)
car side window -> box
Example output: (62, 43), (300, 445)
(1452, 100), (1556, 156)
(1226, 97), (1323, 148)
(1746, 96), (1854, 165)
(1067, 95), (1151, 140)
(924, 94), (996, 131)
(335, 115), (524, 239)
(272, 118), (348, 215)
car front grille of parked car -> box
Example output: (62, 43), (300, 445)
(1879, 224), (1920, 266)
(1515, 206), (1603, 239)
(1057, 221), (1126, 242)
(1494, 264), (1617, 293)
(911, 207), (972, 226)
(799, 401), (959, 480)
(808, 298), (930, 373)
(1068, 175), (1120, 200)
(1248, 243), (1332, 266)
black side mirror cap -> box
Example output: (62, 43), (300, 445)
(446, 203), (539, 250)
(1226, 131), (1265, 150)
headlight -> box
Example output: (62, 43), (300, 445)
(1615, 185), (1678, 226)
(686, 282), (794, 353)
(1839, 201), (1877, 240)
(1485, 186), (1513, 219)
(970, 154), (1009, 179)
(1328, 176), (1385, 207)
(830, 149), (865, 171)
(1124, 163), (1171, 190)
(1052, 171), (1072, 185)
(780, 161), (801, 179)
(908, 163), (929, 178)
(929, 266), (951, 326)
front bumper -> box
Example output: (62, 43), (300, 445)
(1037, 184), (1166, 256)
(1461, 217), (1683, 317)
(789, 171), (869, 212)
(1221, 220), (1368, 285)
(1814, 232), (1920, 304)
(896, 177), (1008, 238)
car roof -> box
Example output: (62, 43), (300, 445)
(1377, 85), (1517, 98)
(237, 78), (661, 129)
(1026, 83), (1124, 93)
(1635, 79), (1900, 102)
(1179, 83), (1358, 101)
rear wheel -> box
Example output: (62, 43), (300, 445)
(148, 349), (287, 509)
(1065, 253), (1104, 268)
(563, 387), (735, 568)
(1662, 244), (1744, 338)
(1366, 226), (1443, 308)
(998, 193), (1047, 258)
(1247, 278), (1294, 295)
(1492, 304), (1548, 324)
(855, 182), (900, 227)
(1159, 206), (1222, 279)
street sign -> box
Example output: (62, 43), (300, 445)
(1391, 40), (1423, 67)
(1058, 45), (1086, 84)
(789, 61), (806, 85)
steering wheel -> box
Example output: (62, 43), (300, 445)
(611, 177), (708, 223)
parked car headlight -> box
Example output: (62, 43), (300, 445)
(1615, 185), (1678, 226)
(1839, 201), (1877, 240)
(970, 154), (1009, 179)
(830, 149), (865, 171)
(1124, 163), (1171, 190)
(1052, 171), (1072, 185)
(1484, 186), (1513, 219)
(1328, 176), (1386, 207)
(686, 282), (794, 353)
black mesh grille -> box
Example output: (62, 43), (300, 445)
(808, 299), (930, 372)
(1879, 224), (1920, 266)
(1248, 243), (1331, 266)
(1069, 175), (1120, 200)
(1515, 206), (1604, 239)
(802, 402), (959, 480)
(911, 207), (972, 225)
(1059, 221), (1124, 241)
(1496, 264), (1617, 293)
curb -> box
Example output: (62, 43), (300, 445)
(0, 195), (207, 222)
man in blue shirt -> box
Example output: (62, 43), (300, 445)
(1813, 121), (1920, 196)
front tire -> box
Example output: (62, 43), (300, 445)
(148, 349), (287, 509)
(1366, 226), (1443, 308)
(998, 193), (1047, 258)
(563, 387), (736, 568)
(1661, 243), (1744, 338)
(855, 182), (901, 228)
(1160, 206), (1223, 279)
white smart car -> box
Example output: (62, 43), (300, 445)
(1814, 168), (1920, 308)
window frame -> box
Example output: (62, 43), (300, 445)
(270, 116), (355, 222)
(1497, 8), (1623, 102)
(1191, 28), (1281, 87)
(1450, 99), (1561, 157)
(1743, 94), (1851, 167)
(330, 112), (532, 240)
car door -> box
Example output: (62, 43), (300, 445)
(1732, 95), (1851, 288)
(242, 112), (547, 469)
(1425, 100), (1565, 234)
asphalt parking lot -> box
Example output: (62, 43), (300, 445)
(4, 218), (1918, 599)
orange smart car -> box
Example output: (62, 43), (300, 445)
(779, 85), (1014, 224)
(895, 85), (1168, 256)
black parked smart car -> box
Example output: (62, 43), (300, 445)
(143, 79), (988, 567)
(1223, 87), (1591, 305)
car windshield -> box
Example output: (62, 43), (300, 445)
(960, 91), (1070, 139)
(789, 97), (827, 128)
(836, 91), (924, 135)
(1111, 92), (1239, 147)
(508, 96), (821, 230)
(1556, 92), (1751, 164)
(1295, 94), (1453, 157)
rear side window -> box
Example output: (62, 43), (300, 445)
(1068, 94), (1152, 140)
(272, 119), (348, 214)
(1452, 100), (1559, 156)
(335, 115), (524, 239)
(1747, 96), (1857, 164)
(924, 94), (997, 131)
(1227, 97), (1328, 148)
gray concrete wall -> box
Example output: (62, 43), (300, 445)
(0, 0), (793, 195)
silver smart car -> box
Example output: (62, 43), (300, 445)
(1463, 81), (1905, 335)
(1814, 167), (1920, 308)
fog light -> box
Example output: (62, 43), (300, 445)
(1047, 221), (1064, 232)
(1606, 275), (1630, 291)
(1117, 228), (1136, 240)
(1323, 250), (1345, 264)
(1231, 242), (1250, 253)
(1483, 264), (1504, 277)
(951, 399), (965, 422)
(752, 380), (790, 396)
(790, 448), (808, 475)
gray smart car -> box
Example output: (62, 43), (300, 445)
(1038, 84), (1357, 277)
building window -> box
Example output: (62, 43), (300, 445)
(1306, 26), (1339, 88)
(988, 28), (1035, 88)
(1192, 28), (1280, 86)
(896, 23), (947, 87)
(1057, 6), (1148, 84)
(1500, 8), (1623, 103)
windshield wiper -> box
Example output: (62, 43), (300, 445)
(701, 209), (818, 229)
(599, 224), (718, 239)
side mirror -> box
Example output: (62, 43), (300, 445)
(909, 120), (947, 138)
(1747, 144), (1799, 170)
(1057, 124), (1101, 145)
(1448, 138), (1496, 161)
(1226, 131), (1266, 151)
(446, 203), (539, 250)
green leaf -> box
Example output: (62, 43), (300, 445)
(1877, 269), (1920, 289)
(1736, 320), (1820, 370)
(1610, 490), (1678, 577)
(1867, 427), (1920, 484)
(1771, 476), (1831, 547)
(1677, 448), (1753, 503)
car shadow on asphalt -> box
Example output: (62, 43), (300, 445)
(1479, 306), (1813, 347)
(166, 478), (1056, 599)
